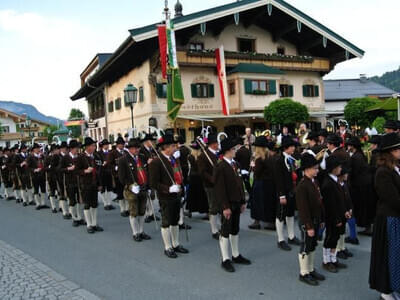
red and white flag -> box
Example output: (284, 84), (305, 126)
(215, 45), (229, 116)
(157, 24), (168, 79)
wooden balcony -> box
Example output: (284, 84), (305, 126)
(177, 50), (330, 73)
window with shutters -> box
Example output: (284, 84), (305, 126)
(191, 83), (214, 98)
(245, 79), (276, 95)
(156, 83), (167, 98)
(303, 85), (319, 97)
(279, 84), (294, 98)
(115, 98), (121, 110)
(108, 101), (114, 113)
(139, 87), (144, 102)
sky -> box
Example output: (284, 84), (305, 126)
(0, 0), (398, 120)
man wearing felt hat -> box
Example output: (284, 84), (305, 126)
(44, 144), (61, 213)
(214, 137), (250, 272)
(139, 133), (160, 224)
(56, 141), (72, 219)
(321, 156), (347, 273)
(149, 134), (189, 258)
(274, 137), (301, 251)
(197, 132), (220, 240)
(27, 143), (49, 210)
(13, 143), (34, 206)
(1, 147), (15, 200)
(108, 136), (129, 217)
(296, 153), (325, 286)
(118, 138), (151, 242)
(305, 132), (323, 156)
(95, 139), (115, 211)
(0, 146), (5, 199)
(383, 120), (398, 134)
(76, 137), (103, 234)
(9, 144), (22, 202)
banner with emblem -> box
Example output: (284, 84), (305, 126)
(215, 45), (229, 116)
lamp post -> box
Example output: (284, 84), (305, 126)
(25, 116), (32, 144)
(124, 83), (138, 129)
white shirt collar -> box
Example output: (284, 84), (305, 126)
(69, 152), (76, 159)
(162, 152), (171, 160)
(329, 174), (338, 183)
(209, 148), (218, 155)
(395, 166), (400, 176)
(223, 157), (233, 165)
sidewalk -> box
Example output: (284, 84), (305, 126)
(0, 240), (100, 300)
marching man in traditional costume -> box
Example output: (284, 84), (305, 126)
(96, 139), (115, 211)
(44, 144), (60, 213)
(76, 137), (103, 234)
(118, 138), (151, 242)
(296, 153), (325, 285)
(27, 143), (48, 210)
(56, 141), (71, 219)
(149, 134), (188, 258)
(14, 144), (34, 206)
(215, 137), (251, 272)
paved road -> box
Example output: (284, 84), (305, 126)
(0, 197), (378, 300)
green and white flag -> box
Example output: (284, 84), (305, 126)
(166, 20), (184, 122)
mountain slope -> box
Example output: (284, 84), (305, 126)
(370, 66), (400, 93)
(0, 101), (62, 126)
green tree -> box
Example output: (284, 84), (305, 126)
(344, 97), (380, 128)
(67, 108), (85, 138)
(264, 98), (309, 125)
(43, 125), (59, 143)
(372, 116), (386, 134)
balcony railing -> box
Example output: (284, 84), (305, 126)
(89, 109), (105, 120)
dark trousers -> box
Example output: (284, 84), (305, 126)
(220, 205), (241, 238)
(32, 174), (46, 194)
(276, 193), (295, 221)
(48, 178), (58, 197)
(242, 174), (252, 198)
(114, 178), (124, 200)
(67, 186), (79, 207)
(323, 222), (342, 249)
(82, 188), (98, 209)
(20, 175), (32, 190)
(57, 177), (66, 200)
(299, 220), (320, 254)
(159, 197), (180, 228)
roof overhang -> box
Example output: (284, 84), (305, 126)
(130, 0), (364, 58)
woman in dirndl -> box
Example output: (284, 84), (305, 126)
(369, 133), (400, 300)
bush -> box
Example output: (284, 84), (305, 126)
(372, 116), (386, 134)
(344, 97), (379, 128)
(264, 98), (309, 125)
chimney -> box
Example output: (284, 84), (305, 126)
(360, 74), (368, 83)
(175, 0), (183, 18)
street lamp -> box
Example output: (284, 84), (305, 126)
(124, 83), (138, 129)
(25, 116), (32, 143)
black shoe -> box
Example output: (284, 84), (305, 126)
(221, 260), (235, 272)
(6, 196), (13, 201)
(145, 216), (153, 223)
(179, 223), (192, 230)
(310, 270), (325, 281)
(22, 203), (28, 207)
(345, 237), (359, 245)
(342, 248), (353, 258)
(322, 262), (338, 273)
(72, 220), (80, 227)
(277, 241), (291, 251)
(104, 205), (111, 211)
(336, 251), (348, 260)
(78, 219), (86, 226)
(202, 215), (209, 221)
(52, 209), (57, 214)
(121, 211), (129, 217)
(93, 226), (104, 232)
(164, 248), (177, 258)
(212, 233), (220, 240)
(16, 199), (22, 203)
(332, 261), (347, 269)
(87, 227), (95, 234)
(63, 214), (72, 220)
(108, 205), (116, 210)
(299, 274), (319, 286)
(232, 254), (251, 265)
(248, 223), (261, 230)
(288, 237), (301, 246)
(35, 206), (41, 210)
(58, 208), (63, 212)
(28, 201), (35, 206)
(173, 245), (189, 254)
(133, 234), (142, 242)
(140, 233), (151, 240)
(41, 205), (50, 209)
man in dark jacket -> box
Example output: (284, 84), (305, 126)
(149, 134), (188, 258)
(44, 144), (60, 213)
(321, 156), (347, 273)
(27, 143), (48, 210)
(275, 137), (301, 251)
(13, 144), (33, 206)
(96, 139), (115, 211)
(76, 137), (103, 234)
(118, 139), (151, 242)
(296, 153), (325, 286)
(235, 137), (252, 200)
(197, 133), (220, 239)
(56, 141), (71, 219)
(215, 137), (250, 273)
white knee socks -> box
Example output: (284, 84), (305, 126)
(179, 207), (184, 225)
(21, 190), (28, 203)
(40, 193), (46, 206)
(219, 236), (230, 262)
(298, 253), (309, 276)
(275, 219), (285, 242)
(119, 200), (124, 213)
(34, 194), (40, 207)
(49, 196), (56, 210)
(90, 207), (97, 226)
(337, 234), (345, 251)
(323, 248), (330, 264)
(76, 204), (82, 220)
(138, 216), (144, 234)
(69, 206), (77, 220)
(229, 234), (240, 258)
(309, 251), (315, 273)
(170, 225), (179, 248)
(209, 214), (219, 234)
(83, 209), (92, 228)
(161, 228), (172, 250)
(286, 216), (295, 240)
(130, 217), (138, 235)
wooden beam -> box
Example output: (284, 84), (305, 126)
(299, 38), (322, 53)
(272, 22), (297, 42)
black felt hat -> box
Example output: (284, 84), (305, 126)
(206, 133), (218, 145)
(306, 132), (320, 142)
(83, 137), (96, 147)
(59, 141), (68, 149)
(141, 133), (156, 142)
(384, 120), (398, 130)
(254, 136), (268, 148)
(281, 137), (299, 149)
(126, 138), (141, 149)
(99, 139), (110, 147)
(326, 156), (342, 173)
(379, 133), (400, 152)
(369, 135), (382, 145)
(301, 153), (319, 170)
(157, 134), (177, 146)
(318, 129), (329, 138)
(346, 136), (362, 148)
(326, 134), (342, 146)
(220, 138), (239, 154)
(115, 136), (125, 145)
(68, 139), (81, 149)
